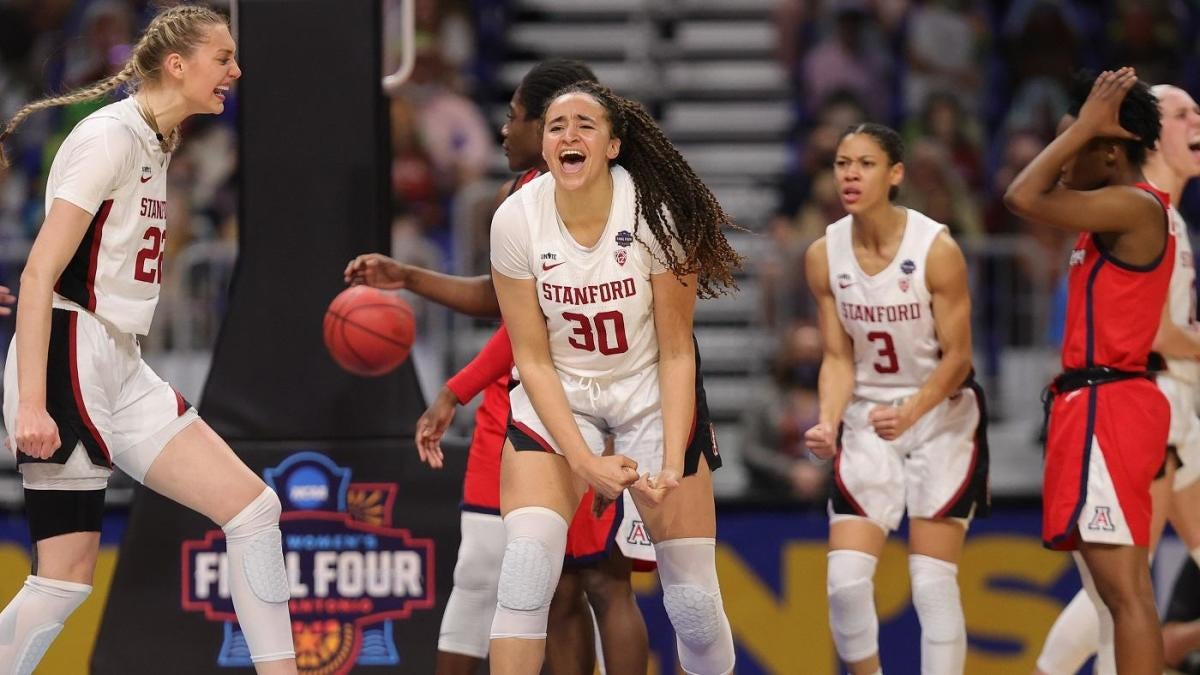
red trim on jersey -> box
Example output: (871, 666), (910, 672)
(512, 420), (556, 453)
(68, 313), (111, 464)
(174, 388), (188, 416)
(510, 169), (541, 195)
(84, 200), (113, 311)
(447, 325), (513, 404)
(832, 452), (867, 516)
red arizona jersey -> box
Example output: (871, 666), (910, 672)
(1060, 183), (1173, 372)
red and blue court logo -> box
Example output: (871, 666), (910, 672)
(181, 452), (435, 674)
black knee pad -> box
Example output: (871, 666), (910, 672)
(25, 488), (105, 544)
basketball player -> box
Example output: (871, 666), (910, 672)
(1005, 67), (1168, 675)
(804, 123), (986, 675)
(0, 7), (296, 674)
(346, 60), (656, 675)
(1034, 82), (1200, 675)
(488, 80), (739, 675)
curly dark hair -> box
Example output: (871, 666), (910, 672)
(545, 81), (742, 297)
(516, 60), (597, 121)
(839, 122), (905, 200)
(1067, 69), (1160, 167)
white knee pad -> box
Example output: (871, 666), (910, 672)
(0, 575), (91, 675)
(439, 512), (505, 658)
(490, 506), (568, 640)
(827, 549), (879, 664)
(1036, 588), (1099, 675)
(909, 555), (965, 675)
(656, 538), (735, 675)
(222, 488), (295, 663)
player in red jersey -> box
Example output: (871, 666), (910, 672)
(1005, 68), (1168, 675)
(346, 60), (655, 675)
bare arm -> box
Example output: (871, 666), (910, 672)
(344, 256), (499, 317)
(1004, 68), (1161, 235)
(1163, 621), (1200, 668)
(870, 233), (974, 440)
(650, 270), (698, 482)
(13, 199), (95, 458)
(802, 238), (856, 459)
(1154, 301), (1200, 359)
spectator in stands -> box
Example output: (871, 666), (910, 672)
(911, 90), (984, 191)
(904, 0), (986, 117)
(742, 321), (828, 502)
(1105, 1), (1186, 88)
(899, 137), (982, 239)
(800, 1), (893, 122)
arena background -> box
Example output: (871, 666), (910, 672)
(0, 0), (1198, 673)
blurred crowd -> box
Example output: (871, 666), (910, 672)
(1, 0), (1199, 503)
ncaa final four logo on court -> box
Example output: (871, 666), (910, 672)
(180, 452), (435, 674)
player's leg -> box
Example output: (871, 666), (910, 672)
(629, 459), (734, 675)
(1032, 589), (1100, 675)
(827, 519), (888, 675)
(581, 550), (648, 674)
(1077, 543), (1161, 675)
(544, 567), (594, 675)
(1169, 414), (1200, 566)
(136, 419), (296, 674)
(489, 439), (583, 675)
(908, 518), (968, 675)
(0, 487), (101, 675)
(436, 511), (506, 675)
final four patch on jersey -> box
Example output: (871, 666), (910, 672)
(900, 259), (916, 275)
(615, 249), (628, 266)
(615, 230), (634, 247)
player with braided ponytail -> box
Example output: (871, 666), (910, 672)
(0, 6), (297, 674)
(488, 82), (737, 674)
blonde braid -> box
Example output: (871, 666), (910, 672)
(0, 4), (226, 167)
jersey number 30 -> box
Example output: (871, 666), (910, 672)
(563, 311), (629, 355)
(867, 331), (899, 374)
(134, 226), (165, 284)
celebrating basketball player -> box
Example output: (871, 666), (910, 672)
(804, 122), (987, 675)
(1034, 81), (1200, 675)
(1005, 67), (1168, 675)
(486, 80), (739, 675)
(346, 60), (663, 675)
(0, 7), (297, 674)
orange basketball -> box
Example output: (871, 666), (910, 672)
(323, 285), (415, 376)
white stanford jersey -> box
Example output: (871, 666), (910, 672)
(826, 209), (947, 402)
(1164, 205), (1199, 384)
(45, 97), (169, 335)
(491, 165), (676, 379)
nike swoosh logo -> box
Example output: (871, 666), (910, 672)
(140, 175), (152, 183)
(838, 281), (855, 289)
(542, 261), (566, 271)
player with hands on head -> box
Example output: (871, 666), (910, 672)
(1005, 67), (1169, 675)
(805, 122), (988, 675)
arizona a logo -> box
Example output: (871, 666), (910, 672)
(1087, 505), (1116, 531)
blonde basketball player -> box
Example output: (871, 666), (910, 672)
(0, 7), (295, 674)
(488, 80), (740, 675)
(1035, 83), (1200, 675)
(805, 123), (987, 675)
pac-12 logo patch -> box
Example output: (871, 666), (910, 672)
(1087, 505), (1116, 531)
(900, 259), (916, 275)
(615, 230), (634, 247)
(615, 249), (628, 266)
(181, 452), (435, 674)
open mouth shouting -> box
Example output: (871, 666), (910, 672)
(559, 148), (586, 175)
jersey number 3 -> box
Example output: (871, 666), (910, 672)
(563, 311), (629, 355)
(134, 226), (165, 284)
(867, 331), (899, 374)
